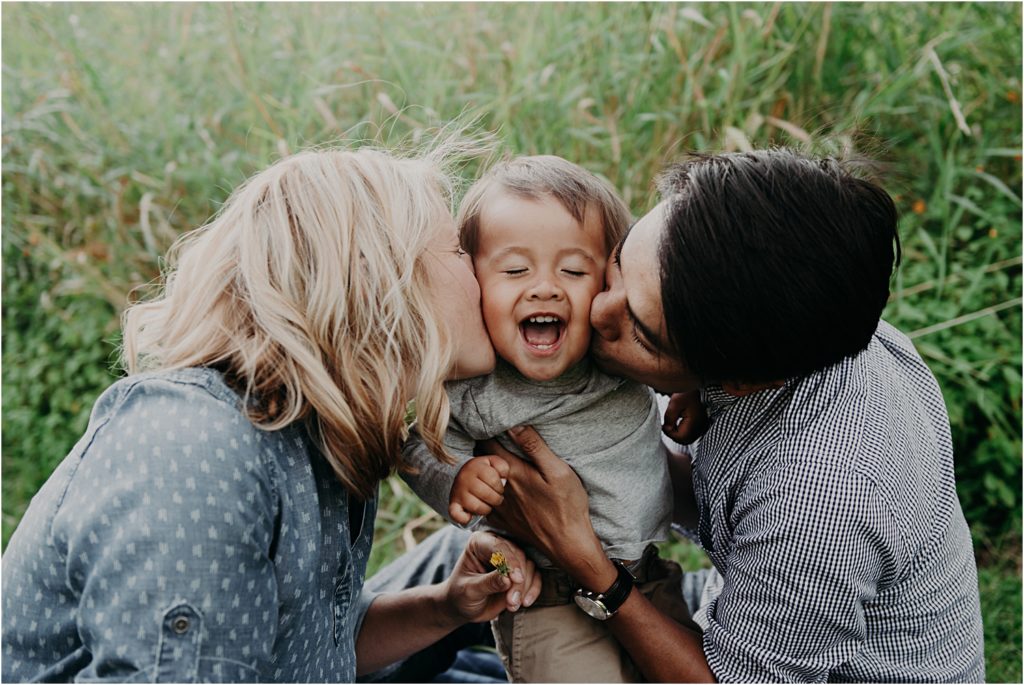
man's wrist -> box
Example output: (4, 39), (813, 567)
(574, 559), (637, 620)
(565, 538), (618, 590)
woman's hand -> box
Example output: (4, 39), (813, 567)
(441, 530), (540, 623)
(480, 426), (617, 591)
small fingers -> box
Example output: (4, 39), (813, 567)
(664, 392), (690, 418)
(662, 423), (688, 443)
(451, 494), (492, 519)
(662, 392), (709, 445)
(448, 502), (472, 525)
(483, 455), (511, 480)
(467, 478), (504, 508)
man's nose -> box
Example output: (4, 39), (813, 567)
(590, 290), (619, 340)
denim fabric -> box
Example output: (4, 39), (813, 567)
(2, 368), (377, 683)
(433, 650), (507, 683)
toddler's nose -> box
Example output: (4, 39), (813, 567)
(527, 278), (564, 301)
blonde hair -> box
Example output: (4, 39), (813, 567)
(457, 155), (632, 256)
(122, 147), (460, 499)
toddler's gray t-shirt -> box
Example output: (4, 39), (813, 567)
(402, 358), (672, 563)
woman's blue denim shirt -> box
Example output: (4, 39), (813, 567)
(2, 367), (379, 682)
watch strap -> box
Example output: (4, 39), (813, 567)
(578, 560), (636, 616)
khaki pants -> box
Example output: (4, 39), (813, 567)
(492, 556), (698, 683)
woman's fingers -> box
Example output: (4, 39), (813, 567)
(521, 557), (540, 608)
(468, 531), (533, 613)
(499, 543), (529, 613)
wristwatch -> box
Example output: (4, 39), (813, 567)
(573, 560), (636, 620)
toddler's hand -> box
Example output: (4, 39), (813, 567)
(449, 456), (510, 525)
(662, 391), (710, 445)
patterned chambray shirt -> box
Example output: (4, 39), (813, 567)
(688, 320), (985, 682)
(2, 367), (378, 683)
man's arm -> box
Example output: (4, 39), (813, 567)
(485, 426), (716, 682)
(609, 590), (713, 682)
(489, 426), (898, 683)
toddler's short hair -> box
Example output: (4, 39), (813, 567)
(457, 155), (631, 256)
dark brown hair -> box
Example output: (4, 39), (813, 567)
(657, 149), (901, 384)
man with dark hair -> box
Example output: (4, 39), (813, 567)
(655, 151), (900, 385)
(488, 150), (985, 682)
(364, 150), (984, 683)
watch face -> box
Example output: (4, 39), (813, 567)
(573, 594), (611, 620)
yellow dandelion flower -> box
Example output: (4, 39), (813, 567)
(490, 551), (510, 577)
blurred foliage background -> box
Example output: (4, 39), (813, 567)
(2, 3), (1020, 680)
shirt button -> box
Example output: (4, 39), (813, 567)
(172, 617), (190, 634)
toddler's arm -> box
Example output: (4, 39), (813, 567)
(449, 456), (509, 525)
(400, 425), (476, 523)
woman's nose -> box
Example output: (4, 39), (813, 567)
(590, 290), (619, 340)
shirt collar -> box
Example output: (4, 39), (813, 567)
(498, 357), (595, 395)
(701, 378), (797, 418)
(701, 384), (740, 418)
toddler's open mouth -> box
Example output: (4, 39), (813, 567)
(520, 314), (565, 352)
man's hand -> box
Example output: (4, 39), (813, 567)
(479, 427), (616, 591)
(449, 456), (509, 525)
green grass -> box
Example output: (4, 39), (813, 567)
(3, 3), (1021, 680)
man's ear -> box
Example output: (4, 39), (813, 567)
(721, 379), (785, 397)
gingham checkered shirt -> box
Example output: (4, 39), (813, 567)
(687, 320), (985, 682)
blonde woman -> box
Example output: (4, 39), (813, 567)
(1, 146), (540, 683)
